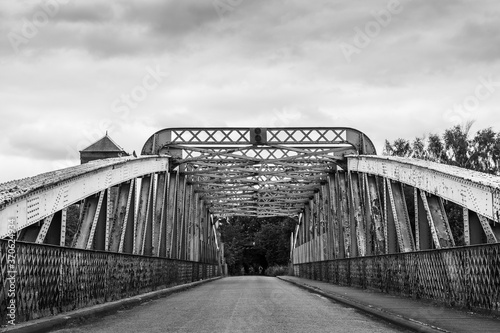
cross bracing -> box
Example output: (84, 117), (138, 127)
(142, 127), (376, 217)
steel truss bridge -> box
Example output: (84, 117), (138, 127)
(1, 127), (500, 325)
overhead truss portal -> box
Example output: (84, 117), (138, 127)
(142, 127), (376, 218)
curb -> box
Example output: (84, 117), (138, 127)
(3, 277), (223, 333)
(277, 277), (449, 333)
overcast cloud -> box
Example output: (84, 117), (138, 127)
(1, 0), (499, 182)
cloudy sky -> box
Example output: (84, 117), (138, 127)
(1, 0), (499, 183)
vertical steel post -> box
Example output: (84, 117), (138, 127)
(383, 178), (398, 254)
(415, 189), (433, 250)
(119, 179), (136, 254)
(349, 172), (366, 256)
(135, 174), (153, 255)
(365, 175), (384, 255)
(337, 172), (350, 258)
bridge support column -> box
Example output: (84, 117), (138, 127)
(72, 192), (100, 249)
(135, 174), (154, 255)
(385, 180), (415, 252)
(32, 209), (67, 246)
(419, 190), (455, 248)
(415, 188), (434, 250)
(327, 174), (340, 259)
(34, 214), (55, 244)
(166, 171), (177, 258)
(23, 209), (65, 246)
(349, 172), (367, 256)
(109, 181), (129, 252)
(89, 189), (109, 251)
(177, 173), (187, 260)
(337, 172), (350, 257)
(383, 178), (398, 254)
(328, 173), (344, 259)
(184, 183), (195, 261)
(465, 208), (499, 245)
(364, 174), (384, 255)
(109, 180), (136, 253)
(321, 183), (332, 260)
(191, 193), (200, 261)
(154, 172), (168, 257)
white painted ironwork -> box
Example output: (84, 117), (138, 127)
(348, 155), (500, 223)
(0, 157), (168, 238)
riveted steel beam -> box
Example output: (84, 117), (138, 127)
(415, 189), (433, 250)
(119, 179), (136, 254)
(337, 172), (350, 257)
(419, 190), (454, 249)
(0, 157), (169, 238)
(386, 180), (415, 252)
(86, 190), (106, 250)
(348, 155), (500, 223)
(35, 214), (54, 244)
(349, 172), (366, 256)
(364, 174), (384, 255)
(136, 175), (154, 255)
(109, 181), (131, 252)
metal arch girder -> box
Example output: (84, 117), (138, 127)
(141, 127), (377, 155)
(0, 157), (169, 238)
(348, 155), (500, 223)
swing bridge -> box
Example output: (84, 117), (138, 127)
(1, 127), (499, 325)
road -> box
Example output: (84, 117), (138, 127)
(52, 276), (409, 333)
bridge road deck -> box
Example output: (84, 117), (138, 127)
(50, 276), (409, 333)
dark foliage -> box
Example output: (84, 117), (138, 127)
(219, 216), (297, 275)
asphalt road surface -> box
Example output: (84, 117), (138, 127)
(53, 276), (408, 333)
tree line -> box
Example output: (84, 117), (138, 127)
(383, 122), (500, 175)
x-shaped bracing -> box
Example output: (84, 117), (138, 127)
(141, 127), (376, 217)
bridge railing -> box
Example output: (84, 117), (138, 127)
(0, 240), (219, 325)
(293, 242), (500, 315)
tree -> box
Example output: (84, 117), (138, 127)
(469, 128), (499, 174)
(383, 138), (413, 158)
(426, 133), (447, 163)
(411, 137), (426, 159)
(255, 218), (296, 266)
(443, 124), (472, 167)
(392, 138), (412, 157)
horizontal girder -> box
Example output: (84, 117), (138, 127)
(142, 127), (376, 151)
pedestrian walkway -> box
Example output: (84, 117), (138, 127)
(278, 276), (500, 333)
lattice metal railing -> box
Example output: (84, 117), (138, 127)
(0, 240), (219, 325)
(293, 243), (500, 314)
